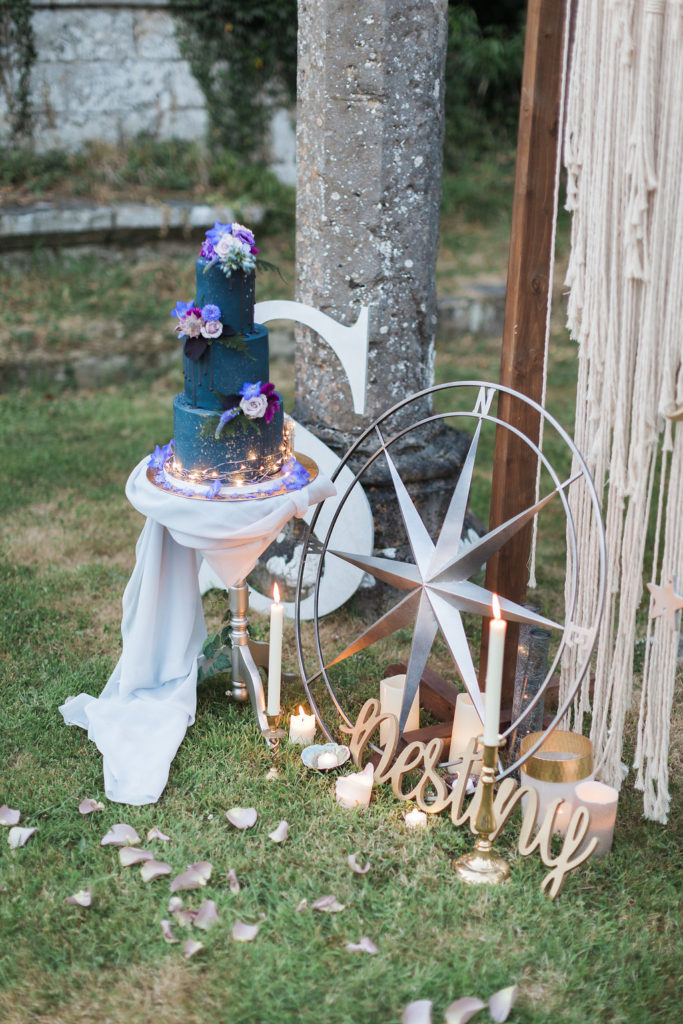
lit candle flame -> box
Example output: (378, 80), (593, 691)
(273, 583), (281, 604)
(298, 705), (306, 716)
(492, 593), (502, 620)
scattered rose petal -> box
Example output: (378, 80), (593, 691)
(232, 920), (260, 942)
(402, 999), (432, 1024)
(227, 868), (241, 894)
(64, 888), (92, 907)
(0, 806), (20, 826)
(194, 899), (219, 931)
(312, 895), (345, 913)
(489, 985), (518, 1023)
(182, 939), (204, 959)
(347, 852), (370, 874)
(444, 997), (486, 1024)
(170, 867), (208, 893)
(140, 860), (172, 882)
(78, 798), (104, 815)
(119, 847), (155, 867)
(174, 908), (198, 928)
(8, 827), (37, 849)
(345, 936), (378, 954)
(268, 820), (289, 843)
(226, 807), (257, 829)
(188, 860), (212, 882)
(100, 823), (140, 847)
(147, 826), (171, 842)
(160, 919), (179, 944)
(296, 898), (308, 912)
(168, 896), (184, 913)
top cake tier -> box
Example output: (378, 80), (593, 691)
(196, 258), (256, 335)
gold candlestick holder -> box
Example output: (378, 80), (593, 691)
(454, 737), (510, 885)
(262, 710), (286, 772)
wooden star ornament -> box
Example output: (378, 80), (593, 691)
(646, 575), (683, 630)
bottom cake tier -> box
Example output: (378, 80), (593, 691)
(172, 392), (290, 481)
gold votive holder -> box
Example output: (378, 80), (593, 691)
(520, 730), (593, 835)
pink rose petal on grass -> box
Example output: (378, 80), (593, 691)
(64, 888), (92, 907)
(119, 847), (154, 867)
(268, 820), (289, 843)
(345, 937), (378, 954)
(182, 939), (204, 959)
(100, 823), (140, 847)
(78, 798), (104, 815)
(295, 898), (308, 912)
(402, 1000), (432, 1024)
(147, 826), (171, 842)
(8, 827), (37, 849)
(312, 895), (345, 913)
(226, 807), (257, 829)
(170, 862), (211, 893)
(140, 860), (171, 882)
(168, 896), (184, 913)
(0, 806), (21, 826)
(444, 997), (486, 1024)
(194, 899), (219, 931)
(232, 920), (260, 942)
(347, 852), (370, 874)
(489, 985), (519, 1023)
(174, 908), (198, 928)
(160, 919), (179, 944)
(188, 861), (212, 882)
(227, 868), (241, 894)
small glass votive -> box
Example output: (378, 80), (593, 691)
(574, 779), (618, 858)
(520, 730), (593, 835)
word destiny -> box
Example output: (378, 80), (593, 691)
(342, 700), (598, 898)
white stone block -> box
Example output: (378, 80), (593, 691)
(32, 10), (135, 63)
(134, 11), (182, 61)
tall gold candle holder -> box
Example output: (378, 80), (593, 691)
(454, 737), (510, 885)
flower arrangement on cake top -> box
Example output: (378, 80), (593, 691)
(200, 221), (259, 274)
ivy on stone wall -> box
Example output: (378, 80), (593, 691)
(172, 0), (297, 159)
(0, 0), (37, 139)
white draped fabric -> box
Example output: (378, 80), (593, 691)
(60, 457), (335, 805)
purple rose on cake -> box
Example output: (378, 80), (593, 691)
(203, 222), (258, 273)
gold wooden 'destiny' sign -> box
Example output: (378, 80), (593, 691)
(341, 699), (599, 899)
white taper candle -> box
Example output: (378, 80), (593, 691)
(267, 583), (284, 714)
(483, 594), (507, 746)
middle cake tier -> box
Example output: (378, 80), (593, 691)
(182, 324), (270, 411)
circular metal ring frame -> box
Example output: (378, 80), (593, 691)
(294, 380), (606, 779)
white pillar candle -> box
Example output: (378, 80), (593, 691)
(520, 764), (582, 836)
(448, 692), (484, 767)
(483, 594), (507, 746)
(266, 583), (284, 715)
(379, 674), (420, 747)
(404, 807), (428, 828)
(335, 763), (374, 808)
(574, 780), (618, 858)
(289, 705), (316, 745)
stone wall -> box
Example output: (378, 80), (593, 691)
(1, 0), (207, 150)
(0, 0), (296, 183)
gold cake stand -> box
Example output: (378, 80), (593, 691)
(146, 452), (318, 502)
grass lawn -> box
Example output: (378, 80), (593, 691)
(0, 193), (681, 1023)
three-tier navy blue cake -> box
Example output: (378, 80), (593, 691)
(164, 222), (293, 491)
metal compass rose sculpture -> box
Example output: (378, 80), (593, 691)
(295, 381), (606, 775)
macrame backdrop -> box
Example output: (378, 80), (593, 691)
(559, 0), (683, 822)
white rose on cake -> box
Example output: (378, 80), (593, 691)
(240, 394), (268, 419)
(201, 319), (223, 339)
(215, 233), (248, 259)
